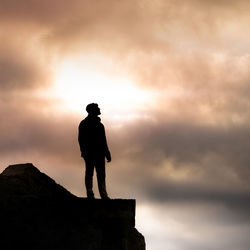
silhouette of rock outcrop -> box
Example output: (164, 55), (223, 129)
(0, 163), (146, 250)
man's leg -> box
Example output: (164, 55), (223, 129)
(84, 159), (95, 199)
(95, 158), (110, 199)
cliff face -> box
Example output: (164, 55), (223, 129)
(0, 163), (146, 250)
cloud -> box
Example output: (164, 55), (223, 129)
(2, 0), (249, 54)
(137, 201), (250, 250)
(146, 180), (250, 218)
(0, 49), (47, 91)
(0, 99), (79, 161)
(0, 27), (53, 92)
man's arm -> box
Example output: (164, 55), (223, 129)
(102, 125), (111, 162)
(78, 122), (86, 158)
(106, 150), (112, 162)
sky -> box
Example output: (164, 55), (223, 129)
(1, 0), (250, 249)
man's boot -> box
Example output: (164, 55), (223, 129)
(85, 176), (95, 199)
(98, 179), (110, 199)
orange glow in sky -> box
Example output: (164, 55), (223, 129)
(52, 60), (157, 121)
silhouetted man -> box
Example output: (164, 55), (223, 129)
(78, 103), (111, 199)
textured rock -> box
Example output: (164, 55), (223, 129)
(0, 163), (146, 250)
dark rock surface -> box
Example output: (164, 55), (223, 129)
(0, 163), (146, 250)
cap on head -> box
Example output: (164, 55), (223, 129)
(86, 103), (99, 114)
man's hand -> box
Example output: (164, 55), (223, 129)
(106, 155), (111, 162)
(106, 152), (112, 163)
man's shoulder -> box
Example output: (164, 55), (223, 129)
(79, 119), (87, 128)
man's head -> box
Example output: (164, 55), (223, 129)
(86, 103), (101, 116)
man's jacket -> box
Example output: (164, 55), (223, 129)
(78, 115), (111, 160)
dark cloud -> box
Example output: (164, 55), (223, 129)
(0, 30), (53, 91)
(0, 51), (47, 91)
(2, 0), (249, 54)
(112, 117), (250, 172)
(0, 99), (79, 163)
(146, 180), (250, 218)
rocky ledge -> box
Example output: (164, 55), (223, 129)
(0, 163), (146, 250)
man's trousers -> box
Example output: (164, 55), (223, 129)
(84, 157), (108, 198)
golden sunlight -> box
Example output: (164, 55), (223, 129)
(51, 60), (156, 121)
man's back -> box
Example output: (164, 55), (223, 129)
(78, 115), (109, 159)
